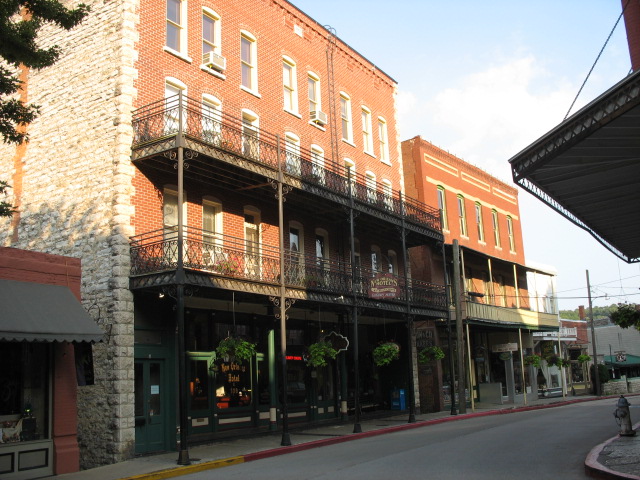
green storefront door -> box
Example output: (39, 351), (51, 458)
(135, 359), (168, 454)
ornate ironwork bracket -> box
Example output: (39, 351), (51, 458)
(161, 285), (197, 300)
(163, 149), (198, 170)
(268, 178), (293, 202)
(269, 295), (296, 320)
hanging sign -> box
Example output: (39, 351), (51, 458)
(369, 273), (400, 299)
(492, 343), (518, 353)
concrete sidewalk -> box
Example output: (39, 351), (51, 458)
(48, 395), (638, 480)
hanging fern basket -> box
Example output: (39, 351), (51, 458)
(373, 342), (400, 367)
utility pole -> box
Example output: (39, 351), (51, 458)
(453, 240), (466, 414)
(587, 270), (601, 396)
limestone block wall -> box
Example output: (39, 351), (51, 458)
(627, 378), (640, 393)
(603, 380), (629, 396)
(0, 0), (139, 468)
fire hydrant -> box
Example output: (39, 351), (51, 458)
(613, 395), (636, 436)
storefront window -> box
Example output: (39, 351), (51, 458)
(215, 360), (252, 408)
(190, 359), (210, 410)
(0, 343), (49, 443)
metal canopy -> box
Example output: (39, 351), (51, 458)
(509, 69), (640, 263)
(0, 279), (104, 343)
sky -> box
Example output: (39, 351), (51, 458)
(292, 0), (640, 312)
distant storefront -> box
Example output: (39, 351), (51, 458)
(0, 248), (103, 479)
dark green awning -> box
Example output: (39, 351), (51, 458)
(0, 279), (104, 343)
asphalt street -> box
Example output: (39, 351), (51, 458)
(180, 399), (617, 480)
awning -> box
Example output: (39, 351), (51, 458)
(509, 68), (640, 263)
(0, 279), (104, 343)
(605, 354), (640, 367)
(465, 317), (559, 331)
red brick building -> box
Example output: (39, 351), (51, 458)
(402, 136), (559, 409)
(0, 247), (102, 479)
(127, 0), (447, 457)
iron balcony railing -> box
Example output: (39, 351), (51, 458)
(132, 94), (441, 232)
(130, 227), (447, 309)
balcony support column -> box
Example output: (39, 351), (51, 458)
(399, 197), (416, 423)
(176, 91), (190, 465)
(348, 169), (361, 434)
(440, 242), (457, 415)
(453, 240), (466, 414)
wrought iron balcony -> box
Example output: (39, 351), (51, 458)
(130, 227), (448, 310)
(131, 94), (442, 235)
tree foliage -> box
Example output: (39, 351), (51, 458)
(0, 0), (89, 144)
(559, 305), (617, 321)
(0, 181), (15, 217)
(610, 303), (640, 330)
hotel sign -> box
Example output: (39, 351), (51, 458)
(369, 273), (400, 299)
(492, 343), (518, 353)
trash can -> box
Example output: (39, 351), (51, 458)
(391, 388), (406, 410)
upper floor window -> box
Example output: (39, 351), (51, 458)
(166, 0), (186, 53)
(361, 107), (373, 154)
(437, 186), (448, 231)
(371, 245), (382, 272)
(283, 57), (298, 113)
(315, 228), (329, 269)
(202, 196), (222, 247)
(241, 109), (259, 158)
(308, 73), (321, 114)
(310, 145), (325, 183)
(241, 32), (257, 92)
(340, 93), (353, 143)
(284, 132), (301, 176)
(381, 179), (393, 209)
(344, 158), (356, 192)
(387, 250), (398, 275)
(165, 78), (186, 133)
(492, 209), (501, 248)
(366, 171), (377, 203)
(507, 216), (516, 252)
(457, 195), (468, 237)
(475, 202), (485, 242)
(202, 94), (222, 144)
(378, 117), (390, 163)
(202, 8), (221, 56)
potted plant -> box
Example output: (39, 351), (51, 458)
(577, 354), (592, 364)
(306, 340), (338, 367)
(524, 354), (542, 368)
(216, 336), (257, 363)
(418, 345), (444, 364)
(372, 341), (400, 367)
(213, 258), (240, 275)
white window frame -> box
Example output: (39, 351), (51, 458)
(371, 245), (382, 273)
(378, 117), (390, 164)
(492, 209), (501, 248)
(308, 72), (321, 114)
(166, 0), (188, 58)
(202, 8), (221, 55)
(507, 216), (516, 252)
(202, 94), (222, 144)
(240, 31), (258, 93)
(387, 250), (398, 275)
(241, 109), (259, 159)
(437, 186), (448, 231)
(381, 179), (393, 209)
(283, 56), (298, 114)
(165, 78), (187, 134)
(289, 221), (305, 283)
(365, 171), (377, 203)
(244, 205), (262, 278)
(475, 202), (485, 243)
(457, 195), (468, 237)
(340, 92), (353, 143)
(361, 106), (373, 154)
(310, 144), (325, 184)
(344, 158), (356, 192)
(284, 132), (301, 176)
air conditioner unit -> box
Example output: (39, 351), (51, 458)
(310, 110), (327, 126)
(202, 51), (226, 72)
